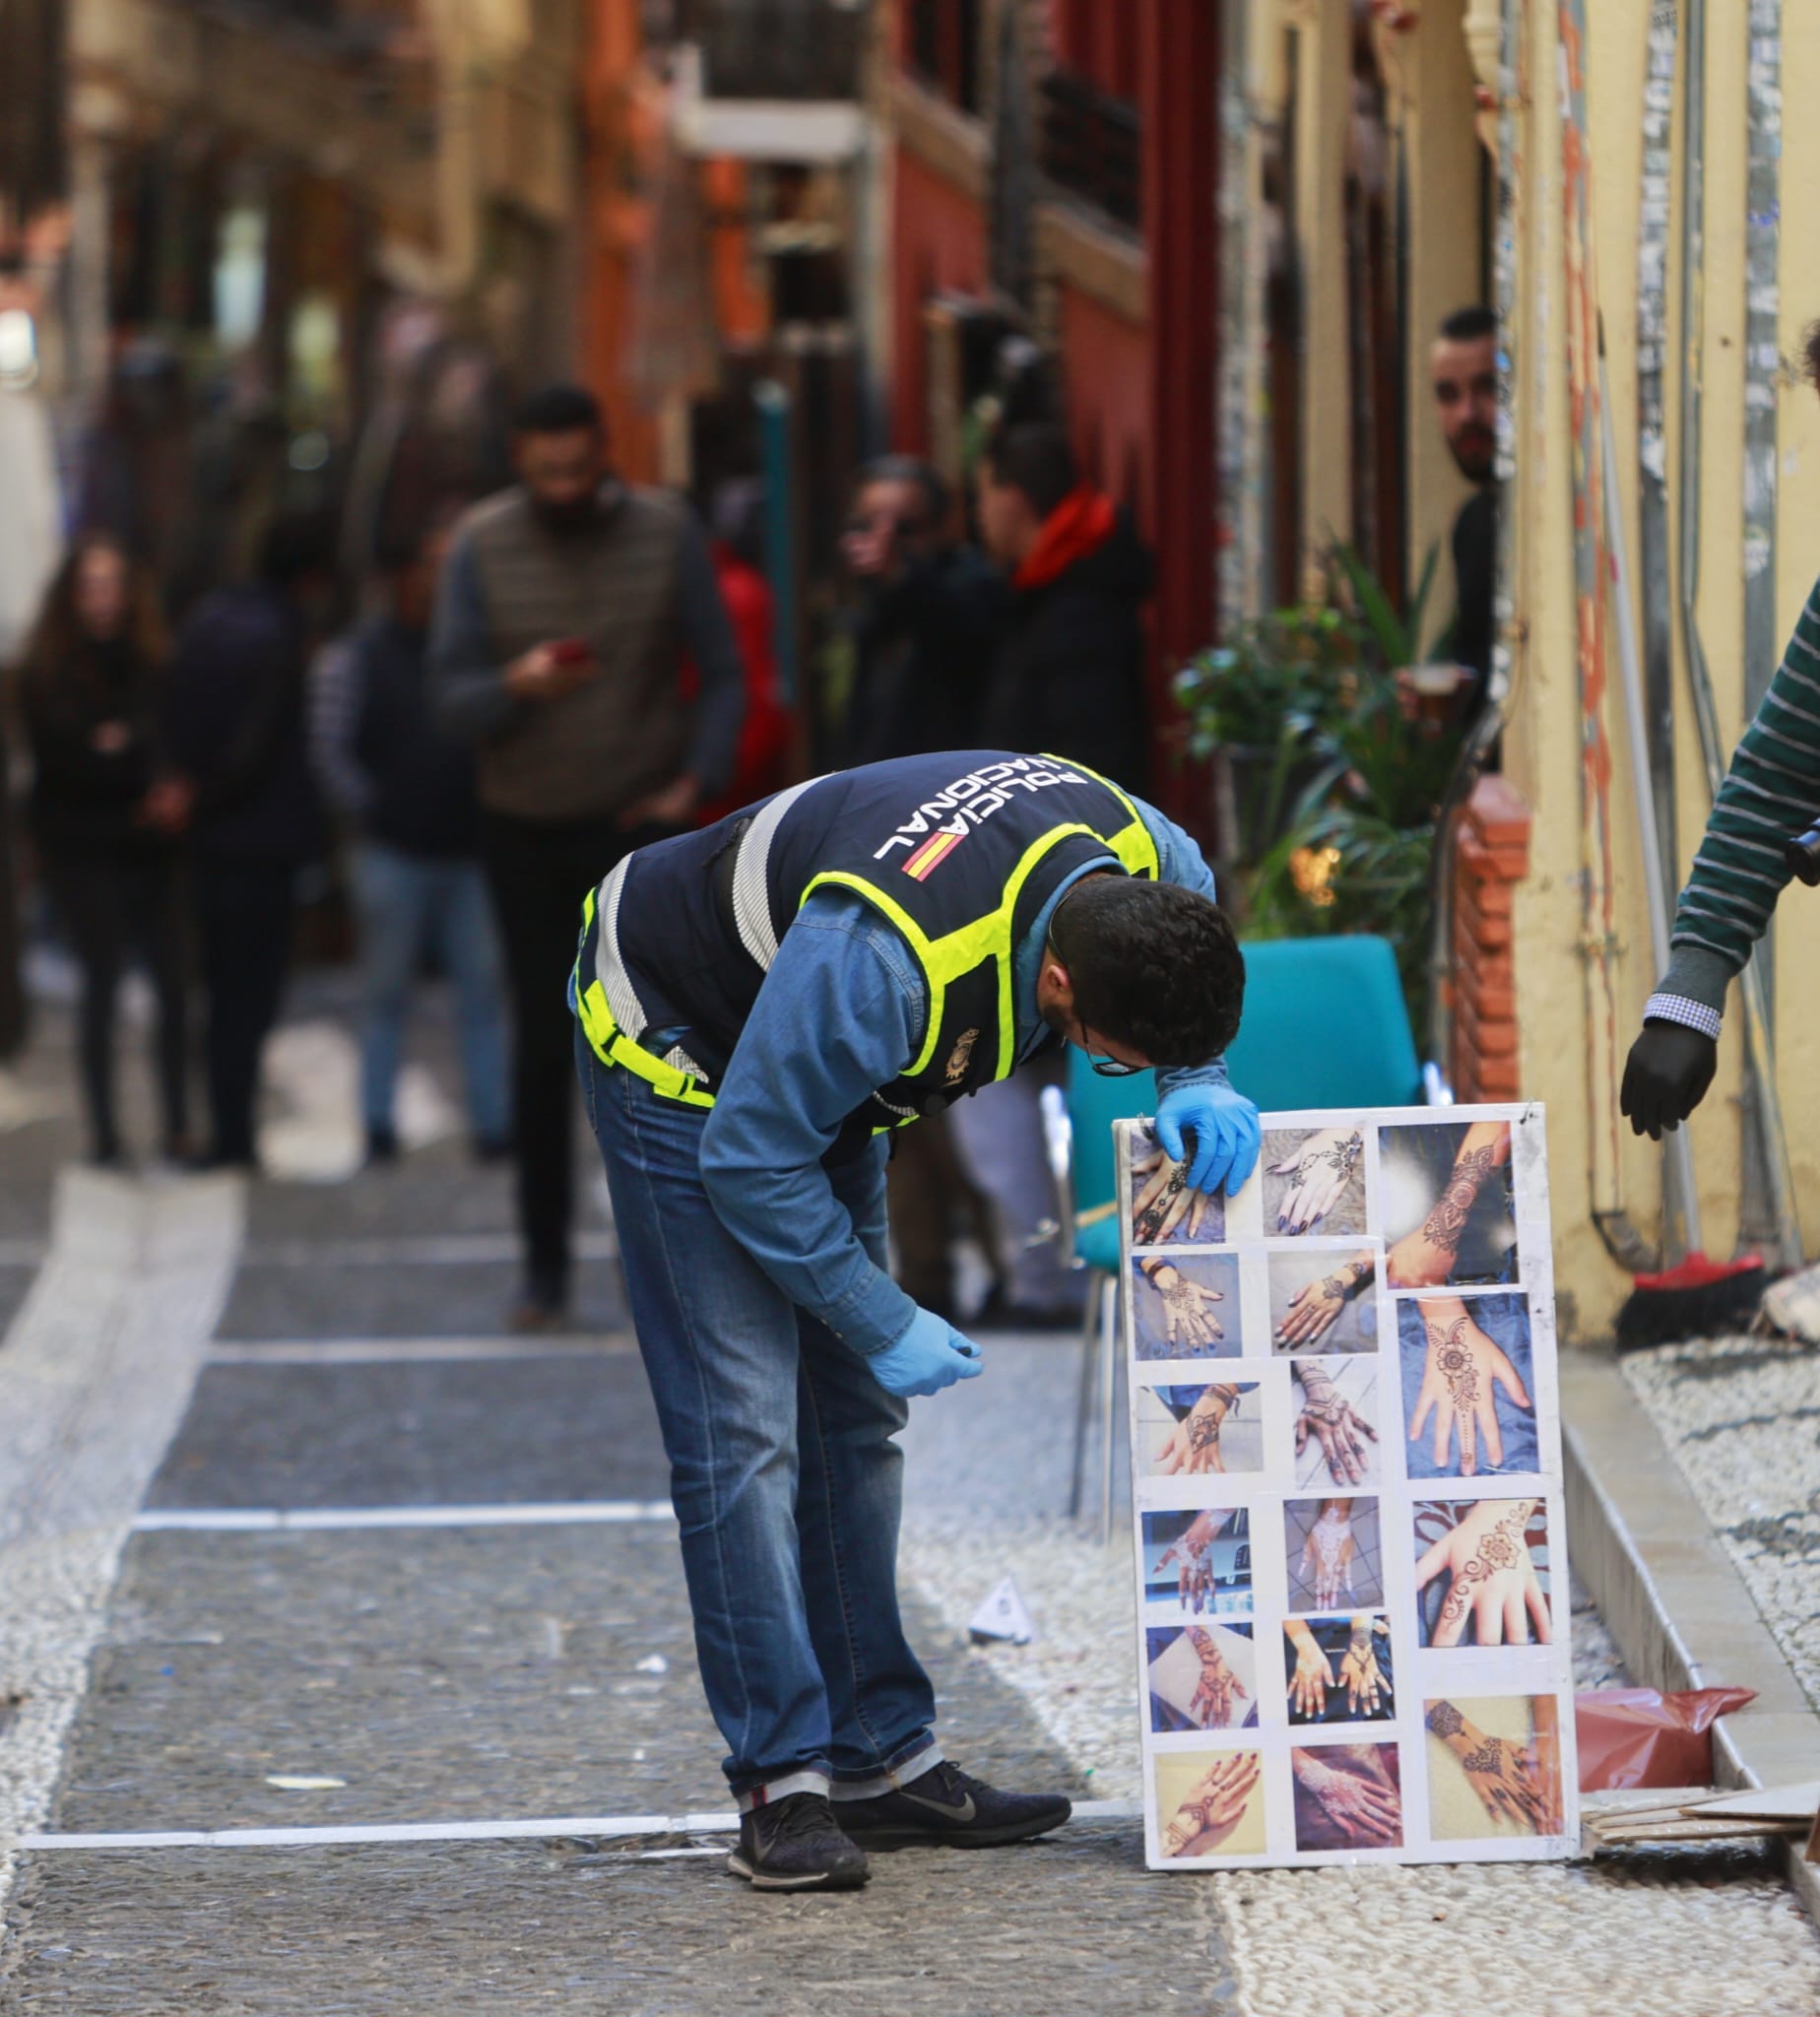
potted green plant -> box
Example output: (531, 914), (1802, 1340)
(1244, 543), (1457, 1033)
(1172, 604), (1360, 870)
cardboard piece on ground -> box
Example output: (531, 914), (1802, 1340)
(969, 1575), (1035, 1645)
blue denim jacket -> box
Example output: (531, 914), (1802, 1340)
(693, 793), (1230, 1356)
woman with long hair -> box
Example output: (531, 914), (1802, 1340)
(18, 534), (192, 1164)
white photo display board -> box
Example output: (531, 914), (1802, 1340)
(1120, 1103), (1579, 1871)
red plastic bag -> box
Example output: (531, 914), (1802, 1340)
(1575, 1686), (1757, 1791)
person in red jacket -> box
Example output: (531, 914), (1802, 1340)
(688, 481), (791, 826)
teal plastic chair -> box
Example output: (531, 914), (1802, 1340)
(1063, 1052), (1153, 1536)
(1223, 936), (1422, 1110)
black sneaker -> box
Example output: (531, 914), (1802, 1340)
(728, 1792), (870, 1892)
(833, 1761), (1072, 1850)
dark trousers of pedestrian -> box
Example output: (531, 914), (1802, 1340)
(43, 848), (189, 1162)
(193, 857), (296, 1166)
(482, 810), (664, 1314)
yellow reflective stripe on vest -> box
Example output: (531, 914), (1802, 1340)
(574, 887), (717, 1108)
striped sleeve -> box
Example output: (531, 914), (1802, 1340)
(1659, 576), (1820, 1012)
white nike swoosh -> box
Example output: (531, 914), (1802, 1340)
(902, 1788), (976, 1823)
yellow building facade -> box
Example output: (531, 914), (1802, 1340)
(1233, 0), (1816, 1335)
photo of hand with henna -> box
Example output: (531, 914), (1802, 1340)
(1138, 1380), (1263, 1478)
(1290, 1742), (1403, 1853)
(1268, 1246), (1380, 1355)
(1145, 1623), (1259, 1731)
(1264, 1125), (1367, 1236)
(1413, 1498), (1552, 1649)
(1284, 1496), (1383, 1614)
(1129, 1132), (1226, 1247)
(1132, 1252), (1240, 1362)
(1398, 1293), (1537, 1479)
(1425, 1695), (1566, 1840)
(1292, 1356), (1380, 1488)
(1144, 1506), (1251, 1618)
(1154, 1750), (1267, 1859)
(1283, 1613), (1394, 1725)
(1379, 1121), (1518, 1289)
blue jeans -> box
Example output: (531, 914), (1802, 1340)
(352, 842), (508, 1141)
(576, 1027), (939, 1805)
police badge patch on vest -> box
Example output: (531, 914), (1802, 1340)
(944, 1028), (981, 1085)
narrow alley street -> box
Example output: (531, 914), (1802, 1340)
(3, 999), (1819, 2015)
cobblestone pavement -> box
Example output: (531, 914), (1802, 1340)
(3, 999), (1819, 2015)
(1624, 1334), (1820, 1704)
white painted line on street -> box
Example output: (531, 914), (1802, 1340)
(133, 1500), (676, 1532)
(241, 1232), (618, 1268)
(206, 1334), (638, 1367)
(22, 1797), (1140, 1852)
(0, 1169), (244, 1910)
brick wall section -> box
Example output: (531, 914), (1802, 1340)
(1449, 773), (1531, 1100)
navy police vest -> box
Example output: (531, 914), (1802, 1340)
(574, 751), (1159, 1153)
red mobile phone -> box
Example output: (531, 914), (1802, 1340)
(551, 637), (591, 665)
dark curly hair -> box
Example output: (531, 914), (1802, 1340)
(1050, 877), (1245, 1067)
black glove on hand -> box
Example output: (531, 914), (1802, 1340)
(1620, 1020), (1720, 1139)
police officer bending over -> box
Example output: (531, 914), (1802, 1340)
(571, 750), (1260, 1891)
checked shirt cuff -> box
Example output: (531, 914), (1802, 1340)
(1643, 992), (1722, 1041)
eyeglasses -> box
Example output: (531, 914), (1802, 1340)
(1088, 1053), (1145, 1078)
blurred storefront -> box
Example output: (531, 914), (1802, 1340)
(19, 0), (585, 604)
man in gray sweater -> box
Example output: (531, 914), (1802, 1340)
(431, 384), (745, 1328)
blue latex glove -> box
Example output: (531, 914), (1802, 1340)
(868, 1306), (985, 1399)
(1155, 1082), (1262, 1197)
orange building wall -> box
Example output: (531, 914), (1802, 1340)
(1054, 280), (1152, 536)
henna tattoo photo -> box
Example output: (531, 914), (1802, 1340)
(1262, 1126), (1370, 1237)
(1145, 1625), (1259, 1732)
(1268, 1247), (1382, 1357)
(1127, 1126), (1227, 1247)
(1284, 1496), (1384, 1614)
(1136, 1380), (1263, 1479)
(1380, 1121), (1519, 1288)
(1398, 1293), (1539, 1479)
(1131, 1251), (1241, 1362)
(1292, 1357), (1381, 1490)
(1154, 1749), (1267, 1859)
(1425, 1695), (1567, 1842)
(1284, 1612), (1395, 1725)
(1143, 1507), (1253, 1619)
(1291, 1742), (1403, 1854)
(1412, 1498), (1553, 1650)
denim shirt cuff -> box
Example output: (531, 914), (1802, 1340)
(1153, 1054), (1232, 1104)
(826, 1264), (919, 1358)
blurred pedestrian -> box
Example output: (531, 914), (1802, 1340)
(967, 425), (1156, 1323)
(974, 423), (1151, 794)
(17, 535), (191, 1164)
(1395, 307), (1501, 734)
(837, 456), (1008, 766)
(165, 512), (331, 1171)
(310, 515), (508, 1166)
(835, 457), (1008, 1317)
(430, 384), (745, 1331)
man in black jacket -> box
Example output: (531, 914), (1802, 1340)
(165, 512), (330, 1169)
(974, 423), (1151, 795)
(837, 456), (1008, 766)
